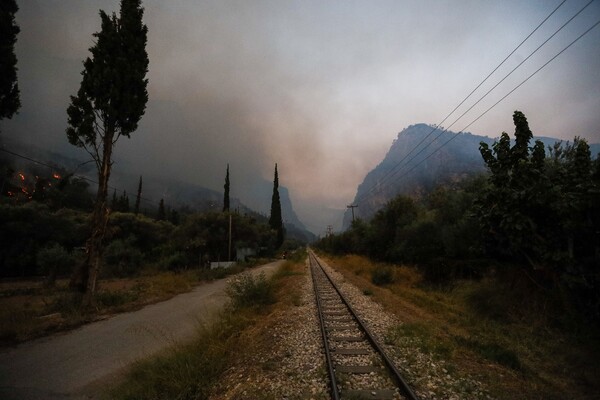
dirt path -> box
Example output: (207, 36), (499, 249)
(0, 261), (283, 400)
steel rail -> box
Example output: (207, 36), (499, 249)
(309, 249), (419, 400)
(309, 253), (341, 400)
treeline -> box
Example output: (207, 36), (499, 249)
(0, 162), (290, 281)
(317, 111), (600, 319)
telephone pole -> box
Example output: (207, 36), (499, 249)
(347, 204), (358, 222)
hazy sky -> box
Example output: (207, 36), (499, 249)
(3, 0), (600, 233)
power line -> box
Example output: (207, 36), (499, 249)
(357, 16), (600, 206)
(354, 0), (596, 207)
(352, 0), (568, 207)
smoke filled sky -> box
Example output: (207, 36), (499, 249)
(3, 0), (600, 233)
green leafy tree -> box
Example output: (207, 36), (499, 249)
(478, 111), (549, 266)
(223, 164), (230, 212)
(0, 0), (21, 121)
(65, 0), (149, 306)
(269, 163), (284, 248)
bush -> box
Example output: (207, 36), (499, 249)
(36, 243), (74, 285)
(158, 252), (188, 271)
(103, 237), (143, 277)
(371, 265), (395, 286)
(225, 272), (275, 309)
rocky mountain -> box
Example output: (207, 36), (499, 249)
(343, 123), (600, 229)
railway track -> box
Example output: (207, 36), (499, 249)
(309, 250), (419, 400)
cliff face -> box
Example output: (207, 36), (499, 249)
(343, 124), (491, 229)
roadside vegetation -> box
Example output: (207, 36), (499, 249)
(321, 253), (599, 399)
(107, 249), (307, 400)
(0, 167), (298, 345)
(314, 112), (599, 399)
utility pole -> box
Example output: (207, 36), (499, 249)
(347, 204), (358, 222)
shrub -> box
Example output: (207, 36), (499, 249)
(371, 265), (395, 286)
(36, 243), (74, 286)
(225, 272), (275, 309)
(103, 237), (143, 277)
(158, 252), (188, 271)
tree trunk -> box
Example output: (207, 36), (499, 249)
(81, 130), (114, 308)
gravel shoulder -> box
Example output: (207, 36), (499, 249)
(0, 261), (283, 400)
(213, 253), (492, 400)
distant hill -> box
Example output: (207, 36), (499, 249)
(343, 123), (600, 229)
(0, 135), (315, 242)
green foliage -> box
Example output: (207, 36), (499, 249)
(174, 211), (274, 264)
(66, 0), (148, 147)
(36, 243), (74, 284)
(158, 251), (187, 271)
(226, 272), (276, 309)
(371, 265), (395, 286)
(0, 203), (88, 277)
(103, 237), (143, 276)
(315, 176), (485, 283)
(156, 198), (166, 221)
(479, 111), (599, 318)
(108, 212), (174, 254)
(0, 0), (20, 120)
(269, 163), (284, 248)
(223, 164), (230, 212)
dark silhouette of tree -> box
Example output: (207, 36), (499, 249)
(223, 164), (230, 212)
(120, 190), (130, 212)
(478, 111), (547, 266)
(0, 0), (21, 120)
(157, 198), (166, 221)
(111, 189), (118, 211)
(134, 175), (142, 215)
(269, 163), (284, 248)
(65, 0), (148, 306)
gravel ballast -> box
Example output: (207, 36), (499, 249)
(212, 255), (492, 399)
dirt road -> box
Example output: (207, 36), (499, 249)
(0, 261), (283, 400)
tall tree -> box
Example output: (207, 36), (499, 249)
(478, 111), (547, 266)
(66, 0), (148, 306)
(0, 0), (21, 120)
(134, 175), (142, 215)
(157, 198), (166, 221)
(223, 164), (230, 212)
(269, 163), (284, 248)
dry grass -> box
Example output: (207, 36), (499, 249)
(320, 253), (600, 400)
(0, 269), (201, 345)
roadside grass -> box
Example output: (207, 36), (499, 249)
(321, 253), (600, 400)
(0, 262), (266, 346)
(107, 255), (307, 400)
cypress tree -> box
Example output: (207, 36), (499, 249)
(111, 189), (118, 210)
(269, 163), (284, 248)
(65, 0), (148, 305)
(223, 164), (230, 212)
(134, 175), (142, 215)
(0, 0), (21, 121)
(157, 198), (166, 221)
